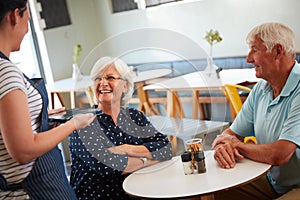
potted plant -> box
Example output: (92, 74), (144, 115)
(204, 29), (222, 78)
(204, 29), (222, 57)
(72, 44), (83, 81)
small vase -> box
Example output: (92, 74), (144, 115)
(204, 56), (219, 78)
(72, 63), (83, 81)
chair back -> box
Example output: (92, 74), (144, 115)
(223, 84), (256, 144)
(222, 84), (252, 120)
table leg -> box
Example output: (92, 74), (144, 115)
(70, 91), (75, 108)
(166, 91), (185, 118)
(192, 90), (206, 120)
(201, 194), (215, 200)
(192, 90), (199, 119)
(50, 92), (65, 109)
(50, 92), (55, 110)
(166, 91), (174, 117)
(166, 91), (185, 155)
(136, 82), (160, 116)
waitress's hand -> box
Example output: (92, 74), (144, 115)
(72, 113), (96, 130)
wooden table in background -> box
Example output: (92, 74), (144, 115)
(48, 76), (92, 109)
(48, 68), (171, 111)
(144, 68), (259, 119)
(132, 69), (171, 116)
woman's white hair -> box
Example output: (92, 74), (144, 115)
(90, 56), (134, 106)
(246, 22), (296, 58)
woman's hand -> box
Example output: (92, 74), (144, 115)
(108, 145), (128, 155)
(108, 144), (152, 159)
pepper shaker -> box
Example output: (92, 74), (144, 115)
(194, 150), (206, 173)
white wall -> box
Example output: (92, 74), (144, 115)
(43, 0), (300, 80)
(42, 0), (103, 80)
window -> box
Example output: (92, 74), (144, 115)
(36, 0), (71, 29)
(112, 0), (187, 12)
(145, 0), (183, 8)
(111, 0), (138, 12)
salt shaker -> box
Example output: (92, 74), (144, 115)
(181, 151), (193, 175)
(194, 150), (206, 173)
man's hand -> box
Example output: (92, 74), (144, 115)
(212, 134), (240, 149)
(212, 134), (244, 169)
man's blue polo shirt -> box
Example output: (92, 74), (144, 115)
(231, 61), (300, 194)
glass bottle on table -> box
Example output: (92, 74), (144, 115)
(194, 150), (206, 173)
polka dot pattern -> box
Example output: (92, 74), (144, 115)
(69, 108), (172, 199)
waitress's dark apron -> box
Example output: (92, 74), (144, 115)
(22, 77), (77, 199)
(0, 52), (77, 199)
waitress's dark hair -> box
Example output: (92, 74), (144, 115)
(0, 0), (28, 23)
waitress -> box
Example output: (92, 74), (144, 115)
(0, 1), (95, 199)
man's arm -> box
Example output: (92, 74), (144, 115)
(212, 128), (297, 168)
(235, 139), (297, 166)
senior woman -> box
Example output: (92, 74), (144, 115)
(69, 57), (173, 199)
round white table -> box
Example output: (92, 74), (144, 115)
(123, 150), (271, 199)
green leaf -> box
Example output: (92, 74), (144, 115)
(204, 29), (222, 46)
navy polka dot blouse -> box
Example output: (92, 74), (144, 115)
(69, 107), (173, 199)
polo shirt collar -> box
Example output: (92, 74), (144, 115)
(261, 61), (300, 105)
(280, 61), (300, 97)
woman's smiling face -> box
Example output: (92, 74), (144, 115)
(93, 65), (126, 106)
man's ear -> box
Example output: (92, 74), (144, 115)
(274, 44), (284, 59)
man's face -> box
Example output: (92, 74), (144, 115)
(246, 36), (278, 81)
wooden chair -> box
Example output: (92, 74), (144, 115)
(222, 84), (252, 121)
(222, 84), (257, 144)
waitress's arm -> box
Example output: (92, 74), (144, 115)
(0, 89), (94, 164)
